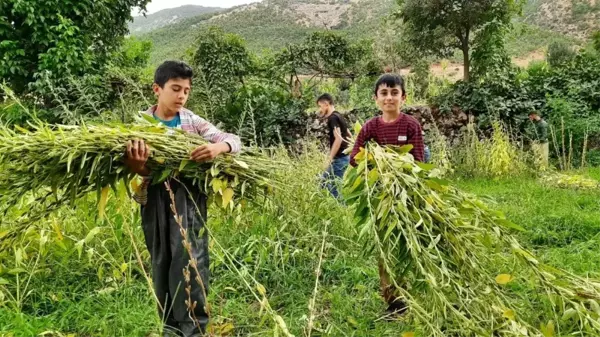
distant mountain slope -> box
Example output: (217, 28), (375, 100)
(135, 0), (595, 66)
(129, 5), (223, 34)
(522, 0), (600, 39)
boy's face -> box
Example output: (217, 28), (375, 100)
(153, 78), (191, 112)
(317, 100), (331, 116)
(374, 84), (405, 114)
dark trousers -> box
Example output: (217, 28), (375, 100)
(141, 179), (210, 337)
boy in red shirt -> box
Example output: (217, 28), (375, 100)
(349, 73), (424, 317)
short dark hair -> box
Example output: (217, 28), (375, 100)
(317, 93), (334, 105)
(374, 73), (406, 97)
(154, 60), (194, 88)
(529, 111), (539, 116)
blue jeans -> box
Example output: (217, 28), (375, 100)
(321, 155), (350, 199)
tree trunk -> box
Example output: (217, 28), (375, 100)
(462, 44), (470, 82)
(459, 27), (471, 82)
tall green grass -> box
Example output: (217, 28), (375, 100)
(2, 142), (600, 336)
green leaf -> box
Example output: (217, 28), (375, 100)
(497, 219), (525, 231)
(140, 113), (159, 125)
(540, 320), (555, 337)
(154, 168), (172, 184)
(416, 162), (436, 170)
(179, 159), (190, 171)
(561, 308), (578, 321)
(397, 144), (414, 154)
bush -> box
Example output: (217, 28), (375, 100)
(221, 81), (309, 147)
(546, 41), (576, 68)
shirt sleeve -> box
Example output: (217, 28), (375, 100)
(192, 114), (242, 154)
(329, 115), (341, 130)
(407, 120), (425, 162)
(350, 122), (370, 167)
(132, 176), (152, 206)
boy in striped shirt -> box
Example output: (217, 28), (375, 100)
(124, 61), (241, 337)
(349, 73), (424, 318)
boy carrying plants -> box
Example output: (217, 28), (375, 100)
(123, 61), (241, 337)
(349, 73), (424, 318)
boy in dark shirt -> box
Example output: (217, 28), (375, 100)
(317, 93), (351, 198)
(349, 73), (425, 317)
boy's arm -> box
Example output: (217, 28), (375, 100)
(349, 123), (369, 167)
(407, 122), (425, 162)
(192, 115), (242, 154)
(325, 117), (343, 167)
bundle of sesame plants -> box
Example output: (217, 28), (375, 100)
(0, 116), (279, 218)
(345, 143), (600, 336)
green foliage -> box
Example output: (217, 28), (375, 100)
(273, 31), (380, 80)
(433, 48), (600, 168)
(192, 27), (254, 91)
(452, 121), (529, 178)
(593, 31), (600, 53)
(222, 81), (309, 146)
(547, 40), (577, 68)
(397, 0), (525, 81)
(0, 0), (150, 95)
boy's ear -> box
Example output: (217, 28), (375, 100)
(152, 83), (161, 96)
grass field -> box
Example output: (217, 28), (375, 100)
(1, 148), (600, 337)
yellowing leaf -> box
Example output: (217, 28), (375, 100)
(503, 309), (516, 320)
(402, 332), (415, 337)
(130, 178), (141, 194)
(234, 159), (249, 169)
(211, 178), (223, 193)
(353, 121), (362, 135)
(98, 186), (110, 220)
(496, 274), (513, 285)
(218, 322), (234, 335)
(354, 148), (366, 161)
(222, 188), (234, 208)
(541, 320), (555, 337)
(256, 283), (266, 296)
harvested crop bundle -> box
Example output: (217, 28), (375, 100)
(345, 144), (600, 336)
(0, 120), (278, 216)
(540, 172), (599, 190)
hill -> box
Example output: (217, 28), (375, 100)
(129, 5), (223, 34)
(133, 0), (596, 67)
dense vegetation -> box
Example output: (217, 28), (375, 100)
(2, 0), (600, 336)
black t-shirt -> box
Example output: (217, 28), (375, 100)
(326, 111), (350, 158)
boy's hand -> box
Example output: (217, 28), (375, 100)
(190, 143), (230, 162)
(124, 139), (151, 176)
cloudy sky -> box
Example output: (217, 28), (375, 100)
(133, 0), (262, 15)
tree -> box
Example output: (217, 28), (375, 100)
(397, 0), (524, 82)
(0, 0), (150, 95)
(190, 27), (254, 120)
(273, 31), (380, 85)
(192, 27), (253, 91)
